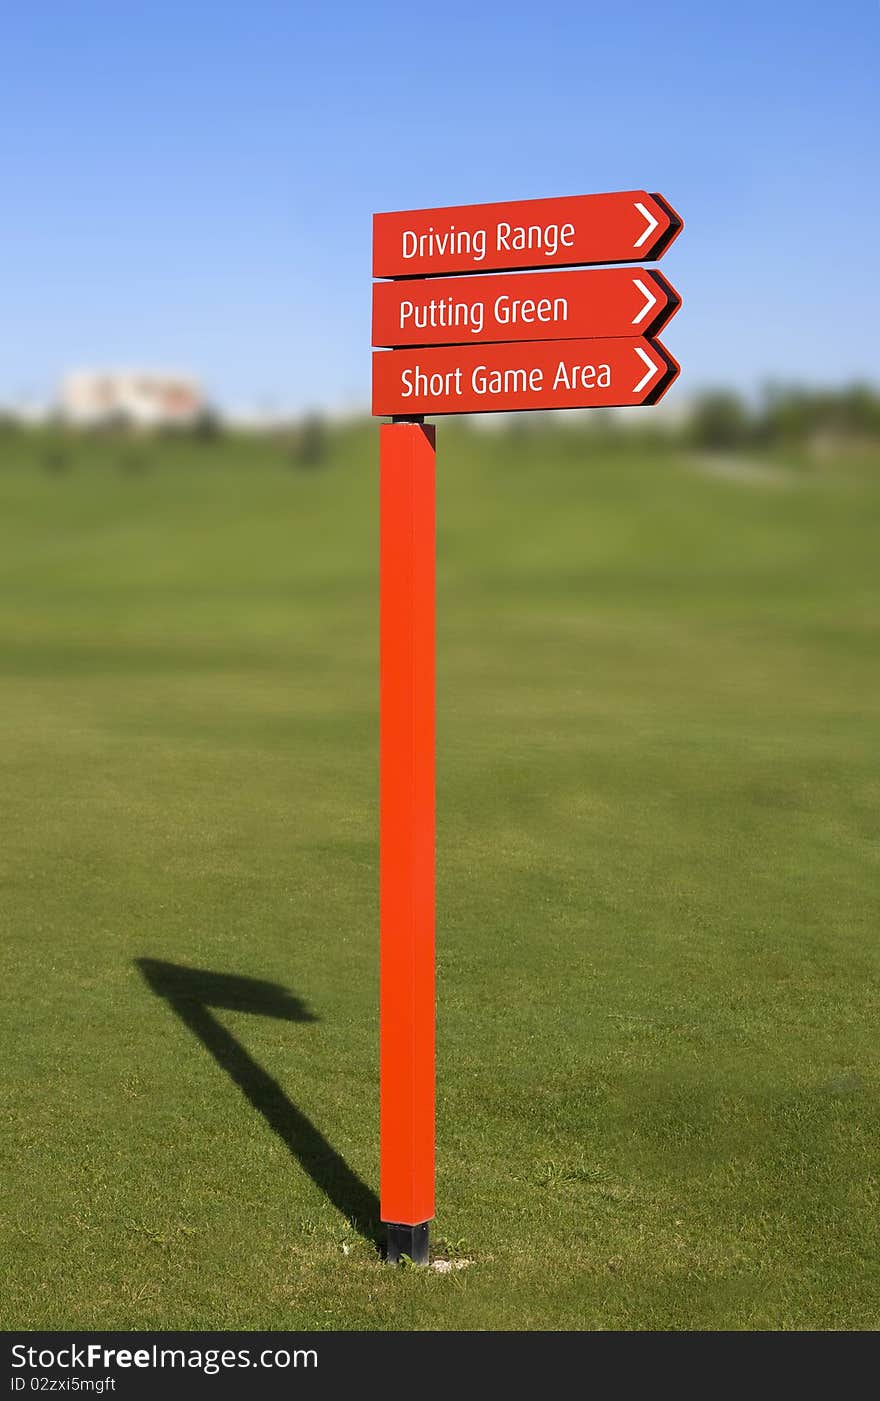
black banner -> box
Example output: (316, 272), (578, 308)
(1, 1331), (859, 1395)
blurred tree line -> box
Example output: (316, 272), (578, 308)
(1, 383), (879, 462)
(686, 383), (880, 451)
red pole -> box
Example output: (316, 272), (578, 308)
(380, 418), (435, 1265)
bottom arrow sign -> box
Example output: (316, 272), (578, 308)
(372, 337), (679, 416)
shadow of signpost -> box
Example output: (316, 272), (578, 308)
(136, 958), (380, 1246)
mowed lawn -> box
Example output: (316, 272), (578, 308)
(0, 425), (877, 1330)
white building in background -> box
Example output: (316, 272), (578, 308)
(59, 369), (205, 428)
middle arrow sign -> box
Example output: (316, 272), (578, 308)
(372, 267), (680, 348)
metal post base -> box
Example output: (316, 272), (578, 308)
(385, 1221), (430, 1265)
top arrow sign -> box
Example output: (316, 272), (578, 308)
(373, 190), (682, 279)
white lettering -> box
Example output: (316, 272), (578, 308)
(401, 365), (463, 398)
(494, 295), (568, 326)
(552, 361), (612, 390)
(397, 295), (485, 336)
(495, 221), (578, 259)
(471, 365), (544, 395)
(402, 225), (486, 263)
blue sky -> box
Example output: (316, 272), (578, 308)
(2, 1), (877, 411)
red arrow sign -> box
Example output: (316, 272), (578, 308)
(372, 267), (680, 348)
(372, 337), (679, 416)
(373, 191), (682, 279)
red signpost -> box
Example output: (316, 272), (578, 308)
(374, 190), (682, 1265)
(379, 422), (436, 1265)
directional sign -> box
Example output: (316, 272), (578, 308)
(373, 337), (679, 416)
(373, 190), (682, 279)
(372, 187), (684, 1265)
(372, 266), (680, 348)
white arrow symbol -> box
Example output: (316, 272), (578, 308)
(631, 277), (658, 325)
(633, 345), (660, 395)
(633, 200), (659, 248)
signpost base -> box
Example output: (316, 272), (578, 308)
(385, 1221), (430, 1266)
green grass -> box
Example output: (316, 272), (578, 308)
(0, 425), (878, 1330)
